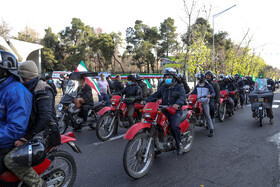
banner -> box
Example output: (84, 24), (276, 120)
(75, 61), (100, 95)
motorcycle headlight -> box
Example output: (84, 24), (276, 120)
(144, 113), (151, 118)
(112, 101), (116, 105)
(58, 103), (63, 111)
(189, 100), (193, 104)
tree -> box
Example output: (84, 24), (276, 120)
(15, 26), (40, 43)
(0, 20), (11, 39)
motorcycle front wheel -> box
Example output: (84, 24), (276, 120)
(218, 102), (226, 122)
(123, 133), (155, 179)
(42, 150), (77, 187)
(96, 112), (117, 141)
(181, 123), (194, 153)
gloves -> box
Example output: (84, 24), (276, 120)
(129, 97), (135, 102)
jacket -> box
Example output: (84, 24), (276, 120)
(77, 84), (94, 106)
(24, 78), (57, 140)
(191, 82), (215, 103)
(47, 80), (57, 96)
(220, 81), (237, 92)
(235, 78), (245, 90)
(119, 83), (142, 105)
(137, 80), (148, 99)
(146, 82), (186, 107)
(113, 79), (124, 93)
(0, 76), (32, 148)
(180, 79), (191, 94)
(208, 79), (220, 104)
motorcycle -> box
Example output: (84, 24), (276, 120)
(123, 102), (194, 179)
(0, 132), (81, 187)
(218, 90), (236, 122)
(57, 72), (105, 134)
(183, 94), (208, 129)
(243, 85), (250, 104)
(96, 95), (144, 141)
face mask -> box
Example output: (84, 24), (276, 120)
(48, 80), (52, 83)
(127, 81), (132, 85)
(160, 79), (163, 81)
(165, 78), (172, 85)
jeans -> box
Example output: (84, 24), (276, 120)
(165, 110), (182, 147)
(80, 105), (91, 123)
(127, 104), (135, 127)
(98, 93), (110, 106)
(209, 99), (216, 119)
(239, 91), (244, 106)
(229, 96), (234, 112)
(202, 102), (214, 130)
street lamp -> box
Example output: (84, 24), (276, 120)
(213, 4), (236, 73)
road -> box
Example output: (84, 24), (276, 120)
(61, 90), (280, 187)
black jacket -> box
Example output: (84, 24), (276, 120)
(113, 79), (124, 93)
(220, 81), (237, 92)
(180, 79), (190, 94)
(77, 84), (94, 106)
(24, 79), (57, 140)
(47, 81), (57, 96)
(119, 83), (142, 105)
(208, 79), (220, 104)
(146, 82), (186, 107)
(234, 78), (245, 90)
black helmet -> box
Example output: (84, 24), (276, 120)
(234, 74), (240, 79)
(195, 73), (206, 81)
(11, 139), (46, 167)
(132, 74), (142, 81)
(205, 70), (214, 79)
(219, 74), (224, 80)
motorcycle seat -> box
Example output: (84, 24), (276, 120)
(180, 110), (188, 123)
(92, 102), (104, 109)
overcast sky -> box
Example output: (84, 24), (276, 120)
(1, 0), (280, 68)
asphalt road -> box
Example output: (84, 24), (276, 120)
(61, 90), (280, 187)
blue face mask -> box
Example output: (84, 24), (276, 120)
(160, 79), (163, 81)
(127, 81), (132, 85)
(165, 78), (172, 85)
(48, 80), (52, 83)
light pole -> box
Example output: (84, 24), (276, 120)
(213, 4), (236, 73)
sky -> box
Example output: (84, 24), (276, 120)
(1, 0), (280, 68)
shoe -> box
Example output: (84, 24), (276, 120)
(177, 143), (183, 156)
(208, 129), (214, 137)
(270, 118), (274, 123)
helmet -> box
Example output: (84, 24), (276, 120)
(205, 70), (214, 79)
(132, 74), (142, 81)
(234, 74), (240, 79)
(0, 50), (19, 78)
(11, 139), (46, 167)
(219, 74), (224, 80)
(195, 73), (206, 81)
(224, 75), (229, 80)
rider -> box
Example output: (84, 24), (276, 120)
(205, 70), (220, 124)
(45, 75), (57, 96)
(218, 74), (224, 87)
(190, 73), (215, 137)
(234, 74), (245, 109)
(113, 74), (124, 93)
(118, 75), (142, 127)
(178, 73), (190, 94)
(75, 76), (94, 130)
(267, 78), (275, 92)
(133, 74), (148, 99)
(144, 68), (186, 155)
(220, 75), (236, 115)
(0, 53), (44, 186)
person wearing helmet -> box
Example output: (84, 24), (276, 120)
(220, 75), (236, 115)
(145, 68), (186, 155)
(0, 51), (42, 185)
(133, 74), (148, 99)
(190, 73), (215, 137)
(178, 73), (190, 94)
(45, 75), (57, 96)
(205, 70), (220, 123)
(267, 78), (275, 92)
(218, 74), (224, 87)
(234, 74), (245, 109)
(5, 60), (60, 187)
(117, 75), (142, 127)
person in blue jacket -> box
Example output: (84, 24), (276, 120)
(144, 68), (186, 155)
(0, 50), (32, 175)
(190, 73), (215, 137)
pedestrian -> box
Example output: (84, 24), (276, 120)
(113, 74), (124, 93)
(97, 73), (111, 106)
(45, 75), (57, 96)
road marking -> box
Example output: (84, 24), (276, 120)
(273, 105), (279, 108)
(93, 134), (125, 146)
(274, 100), (280, 103)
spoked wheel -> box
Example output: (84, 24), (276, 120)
(123, 133), (155, 179)
(58, 115), (68, 135)
(181, 123), (194, 153)
(42, 150), (77, 187)
(218, 103), (226, 122)
(96, 113), (117, 141)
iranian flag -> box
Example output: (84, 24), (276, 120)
(75, 61), (100, 95)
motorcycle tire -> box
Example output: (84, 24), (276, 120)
(259, 110), (263, 127)
(96, 112), (117, 141)
(182, 123), (194, 153)
(58, 115), (68, 135)
(218, 103), (226, 122)
(123, 133), (155, 179)
(42, 150), (77, 187)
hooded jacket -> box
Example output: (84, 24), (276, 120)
(191, 81), (215, 103)
(0, 76), (32, 148)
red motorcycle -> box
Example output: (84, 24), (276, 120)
(123, 102), (194, 179)
(0, 132), (81, 187)
(96, 95), (144, 141)
(183, 94), (208, 129)
(218, 90), (236, 122)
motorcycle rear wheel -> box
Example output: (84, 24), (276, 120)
(96, 112), (117, 141)
(218, 103), (226, 122)
(123, 133), (155, 179)
(42, 150), (77, 187)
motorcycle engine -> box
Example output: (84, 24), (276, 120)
(69, 103), (81, 114)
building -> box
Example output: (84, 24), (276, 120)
(0, 36), (43, 74)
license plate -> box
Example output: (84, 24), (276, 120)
(258, 98), (264, 102)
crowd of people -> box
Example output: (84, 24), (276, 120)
(0, 48), (277, 185)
